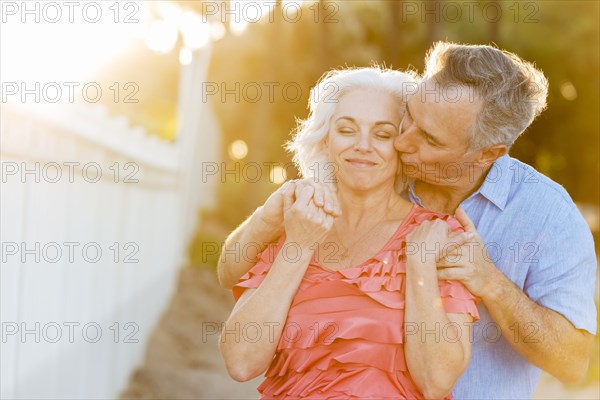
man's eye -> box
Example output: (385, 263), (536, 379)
(338, 128), (354, 134)
(375, 132), (392, 139)
(424, 135), (437, 146)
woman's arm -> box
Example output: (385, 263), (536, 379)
(219, 242), (313, 381)
(404, 219), (473, 399)
(404, 258), (473, 398)
(219, 185), (335, 381)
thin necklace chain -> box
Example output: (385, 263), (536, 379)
(332, 213), (390, 265)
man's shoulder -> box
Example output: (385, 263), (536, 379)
(500, 157), (593, 238)
(505, 156), (576, 210)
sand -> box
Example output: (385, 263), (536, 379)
(119, 266), (261, 399)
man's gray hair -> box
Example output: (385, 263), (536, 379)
(424, 42), (549, 151)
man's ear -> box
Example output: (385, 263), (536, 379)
(475, 144), (508, 168)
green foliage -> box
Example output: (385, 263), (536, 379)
(95, 45), (181, 141)
(95, 1), (599, 232)
(188, 230), (223, 269)
(207, 0), (599, 231)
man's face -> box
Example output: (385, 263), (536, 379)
(394, 79), (482, 187)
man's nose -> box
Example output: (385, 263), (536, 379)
(394, 130), (417, 154)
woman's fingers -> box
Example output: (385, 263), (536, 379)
(407, 219), (468, 264)
(312, 183), (325, 207)
(294, 180), (321, 209)
(438, 253), (464, 267)
(306, 197), (327, 224)
(284, 186), (335, 248)
(323, 184), (341, 216)
(324, 212), (334, 230)
(282, 181), (296, 212)
(293, 179), (340, 216)
(295, 185), (315, 208)
(446, 231), (472, 250)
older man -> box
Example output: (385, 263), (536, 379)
(217, 42), (597, 399)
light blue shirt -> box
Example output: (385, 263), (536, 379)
(405, 154), (597, 399)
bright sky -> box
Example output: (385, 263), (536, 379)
(0, 0), (318, 83)
(1, 1), (150, 82)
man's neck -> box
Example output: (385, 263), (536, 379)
(414, 164), (492, 214)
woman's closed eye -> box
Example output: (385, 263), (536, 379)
(374, 129), (394, 139)
(337, 127), (356, 135)
(336, 124), (395, 139)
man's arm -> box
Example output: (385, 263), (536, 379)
(481, 271), (594, 383)
(217, 206), (282, 289)
(437, 208), (596, 384)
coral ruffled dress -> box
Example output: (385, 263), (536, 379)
(232, 205), (480, 399)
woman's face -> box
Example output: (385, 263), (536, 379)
(326, 88), (403, 191)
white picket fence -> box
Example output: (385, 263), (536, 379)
(0, 45), (219, 399)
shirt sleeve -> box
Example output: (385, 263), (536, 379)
(523, 205), (597, 334)
(231, 235), (286, 302)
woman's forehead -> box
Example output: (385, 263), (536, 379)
(334, 89), (403, 122)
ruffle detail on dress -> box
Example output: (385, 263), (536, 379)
(258, 362), (439, 399)
(297, 259), (479, 319)
(268, 341), (408, 375)
(276, 306), (406, 350)
(438, 280), (481, 318)
(231, 237), (287, 301)
(230, 206), (477, 399)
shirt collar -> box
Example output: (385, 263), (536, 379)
(405, 180), (424, 207)
(475, 154), (512, 211)
(404, 155), (513, 211)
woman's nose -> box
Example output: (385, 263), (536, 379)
(354, 132), (372, 152)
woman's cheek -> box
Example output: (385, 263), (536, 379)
(378, 141), (398, 163)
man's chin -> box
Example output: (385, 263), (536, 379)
(398, 161), (420, 177)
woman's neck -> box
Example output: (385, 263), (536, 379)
(335, 183), (405, 229)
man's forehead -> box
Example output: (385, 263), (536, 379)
(406, 79), (480, 108)
(404, 78), (481, 144)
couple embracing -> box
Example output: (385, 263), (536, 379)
(217, 42), (597, 399)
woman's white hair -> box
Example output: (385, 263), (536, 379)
(286, 66), (418, 180)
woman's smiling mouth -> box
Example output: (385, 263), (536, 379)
(345, 158), (377, 168)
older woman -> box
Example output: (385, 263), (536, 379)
(218, 67), (479, 399)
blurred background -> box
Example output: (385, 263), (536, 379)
(1, 0), (598, 399)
